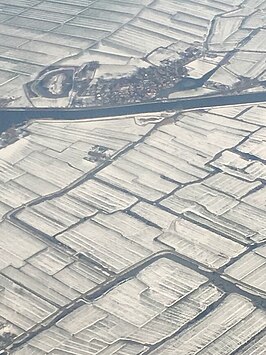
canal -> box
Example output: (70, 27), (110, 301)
(0, 91), (265, 134)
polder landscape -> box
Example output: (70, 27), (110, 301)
(0, 1), (265, 355)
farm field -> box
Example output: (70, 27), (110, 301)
(0, 0), (264, 107)
(0, 103), (265, 353)
(0, 0), (265, 354)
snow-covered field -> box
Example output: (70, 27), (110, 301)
(0, 104), (265, 353)
(0, 0), (265, 353)
(0, 0), (265, 106)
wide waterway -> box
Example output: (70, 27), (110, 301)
(0, 91), (265, 134)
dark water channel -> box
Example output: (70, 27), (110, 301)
(0, 91), (266, 134)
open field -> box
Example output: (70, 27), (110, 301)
(0, 0), (264, 107)
(0, 0), (265, 353)
(9, 257), (224, 354)
(151, 294), (266, 354)
(0, 113), (155, 220)
(0, 103), (265, 352)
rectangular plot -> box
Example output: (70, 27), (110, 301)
(158, 217), (245, 269)
(16, 208), (68, 237)
(0, 159), (24, 183)
(0, 23), (42, 39)
(193, 0), (238, 10)
(0, 0), (40, 6)
(0, 303), (35, 331)
(223, 203), (266, 242)
(93, 211), (162, 252)
(0, 274), (57, 323)
(242, 29), (266, 51)
(35, 1), (85, 15)
(0, 58), (42, 75)
(21, 40), (78, 57)
(228, 252), (265, 281)
(0, 201), (10, 221)
(6, 16), (59, 31)
(97, 158), (177, 201)
(0, 34), (28, 48)
(51, 0), (94, 6)
(28, 122), (86, 143)
(9, 258), (226, 354)
(102, 38), (145, 56)
(131, 284), (223, 343)
(130, 201), (177, 229)
(91, 0), (143, 14)
(57, 213), (160, 273)
(47, 194), (97, 219)
(0, 4), (25, 15)
(1, 48), (56, 66)
(152, 294), (260, 354)
(0, 221), (45, 261)
(237, 334), (266, 354)
(225, 248), (266, 294)
(116, 0), (153, 4)
(54, 261), (106, 293)
(109, 25), (174, 54)
(209, 16), (243, 48)
(0, 43), (15, 56)
(193, 309), (266, 355)
(133, 144), (208, 182)
(151, 0), (218, 19)
(0, 181), (38, 208)
(0, 245), (26, 270)
(2, 265), (75, 307)
(16, 151), (82, 188)
(68, 179), (137, 213)
(173, 11), (210, 26)
(142, 9), (208, 36)
(184, 208), (256, 245)
(1, 138), (45, 165)
(22, 9), (73, 23)
(133, 17), (203, 42)
(54, 24), (107, 40)
(0, 13), (13, 22)
(171, 183), (238, 215)
(37, 32), (92, 49)
(27, 247), (72, 275)
(68, 17), (119, 32)
(81, 8), (132, 22)
(6, 16), (58, 31)
(0, 69), (17, 85)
